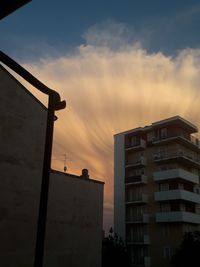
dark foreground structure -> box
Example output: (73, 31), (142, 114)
(0, 64), (104, 267)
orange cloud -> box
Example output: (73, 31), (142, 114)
(18, 28), (200, 232)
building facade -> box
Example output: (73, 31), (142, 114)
(0, 64), (104, 267)
(46, 170), (104, 267)
(114, 116), (200, 267)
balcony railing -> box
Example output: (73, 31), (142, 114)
(153, 151), (200, 168)
(152, 134), (200, 149)
(125, 175), (147, 185)
(126, 139), (146, 151)
(126, 214), (149, 224)
(153, 168), (199, 184)
(126, 157), (147, 168)
(126, 194), (148, 204)
(154, 189), (200, 204)
(156, 211), (200, 224)
(127, 234), (150, 245)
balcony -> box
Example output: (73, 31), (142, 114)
(125, 175), (147, 185)
(156, 211), (200, 224)
(153, 168), (199, 184)
(126, 139), (146, 152)
(126, 194), (148, 205)
(126, 214), (149, 224)
(126, 157), (147, 168)
(153, 151), (200, 168)
(127, 234), (150, 245)
(152, 135), (200, 151)
(154, 189), (200, 204)
(130, 256), (151, 267)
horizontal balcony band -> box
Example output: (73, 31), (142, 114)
(156, 211), (200, 224)
(125, 175), (147, 185)
(126, 157), (147, 168)
(126, 214), (149, 224)
(152, 135), (200, 151)
(125, 139), (146, 151)
(127, 235), (150, 245)
(126, 194), (149, 205)
(154, 189), (200, 204)
(153, 168), (199, 184)
(130, 256), (151, 267)
(154, 152), (200, 168)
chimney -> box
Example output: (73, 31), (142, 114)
(80, 169), (90, 179)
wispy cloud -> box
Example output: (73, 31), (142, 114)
(20, 21), (200, 231)
(82, 19), (140, 50)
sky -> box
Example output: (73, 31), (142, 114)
(2, 0), (200, 231)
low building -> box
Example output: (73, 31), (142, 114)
(46, 170), (104, 267)
(0, 64), (104, 267)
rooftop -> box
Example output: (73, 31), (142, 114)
(51, 169), (104, 185)
(114, 116), (198, 137)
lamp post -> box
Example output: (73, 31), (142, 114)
(0, 51), (66, 267)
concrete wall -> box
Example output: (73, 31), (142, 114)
(114, 133), (125, 240)
(0, 65), (46, 267)
(0, 66), (104, 267)
(46, 171), (104, 267)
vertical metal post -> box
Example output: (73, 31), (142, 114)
(0, 50), (66, 267)
(34, 95), (55, 267)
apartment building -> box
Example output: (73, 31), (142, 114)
(114, 116), (200, 267)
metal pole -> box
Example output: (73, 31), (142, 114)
(0, 50), (66, 267)
(34, 95), (55, 267)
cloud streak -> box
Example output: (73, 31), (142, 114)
(21, 21), (200, 231)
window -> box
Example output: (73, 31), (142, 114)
(196, 207), (200, 214)
(180, 204), (185, 211)
(159, 146), (167, 157)
(160, 183), (169, 191)
(147, 131), (155, 141)
(163, 247), (171, 259)
(178, 183), (184, 190)
(161, 128), (167, 138)
(131, 136), (137, 146)
(159, 165), (168, 171)
(135, 168), (145, 175)
(161, 203), (171, 212)
(162, 224), (170, 236)
(196, 188), (200, 194)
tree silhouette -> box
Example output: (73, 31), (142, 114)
(171, 231), (200, 267)
(102, 227), (130, 267)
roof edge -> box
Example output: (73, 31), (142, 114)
(0, 64), (47, 111)
(114, 115), (198, 136)
(51, 169), (105, 185)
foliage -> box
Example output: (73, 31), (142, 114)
(102, 227), (130, 267)
(171, 231), (200, 267)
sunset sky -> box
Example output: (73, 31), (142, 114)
(2, 0), (200, 231)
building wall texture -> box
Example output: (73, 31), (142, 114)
(46, 171), (104, 267)
(114, 117), (200, 267)
(0, 65), (46, 267)
(0, 66), (104, 267)
(114, 133), (125, 240)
